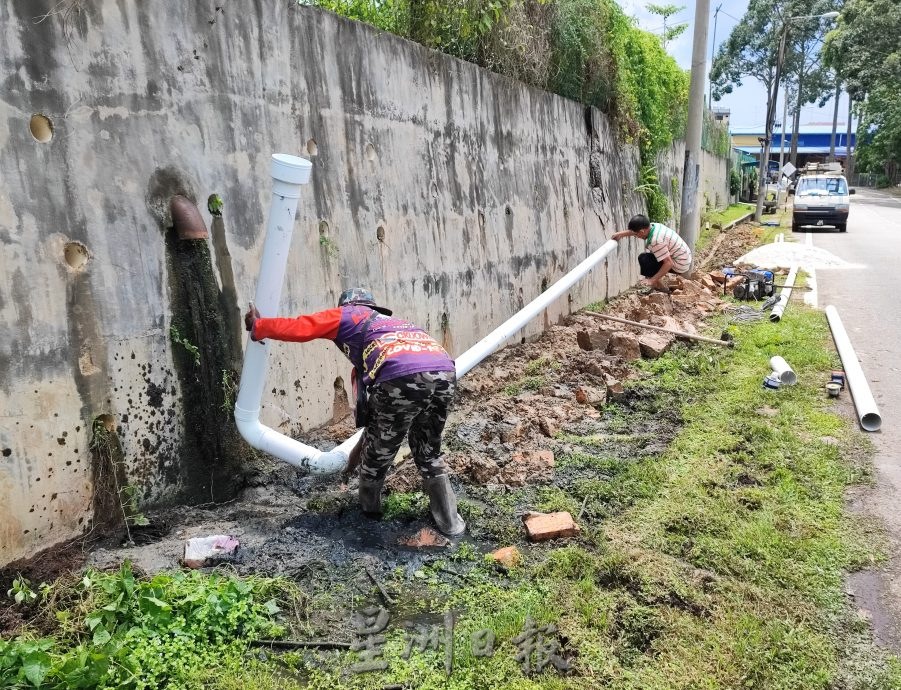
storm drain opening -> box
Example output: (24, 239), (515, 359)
(29, 114), (53, 143)
(64, 241), (89, 270)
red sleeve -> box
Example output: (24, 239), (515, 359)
(252, 307), (342, 343)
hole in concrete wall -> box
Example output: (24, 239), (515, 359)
(95, 414), (116, 432)
(365, 143), (377, 161)
(319, 220), (329, 236)
(540, 277), (548, 293)
(505, 206), (512, 216)
(376, 225), (386, 242)
(306, 139), (318, 156)
(29, 114), (53, 143)
(64, 241), (89, 270)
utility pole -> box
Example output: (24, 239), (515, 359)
(778, 89), (787, 169)
(829, 82), (841, 161)
(679, 0), (711, 253)
(708, 4), (722, 110)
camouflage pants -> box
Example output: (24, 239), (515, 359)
(360, 371), (456, 482)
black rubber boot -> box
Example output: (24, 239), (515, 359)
(359, 478), (384, 519)
(422, 475), (466, 537)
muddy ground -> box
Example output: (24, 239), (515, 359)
(1, 223), (765, 641)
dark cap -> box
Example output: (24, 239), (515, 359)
(337, 287), (393, 316)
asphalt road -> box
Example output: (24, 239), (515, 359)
(805, 187), (901, 651)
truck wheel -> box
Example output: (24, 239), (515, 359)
(837, 223), (847, 233)
(792, 222), (800, 233)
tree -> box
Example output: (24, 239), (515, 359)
(825, 0), (901, 182)
(779, 0), (840, 164)
(709, 0), (784, 104)
(646, 3), (687, 50)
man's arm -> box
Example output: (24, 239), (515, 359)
(611, 230), (638, 241)
(247, 307), (344, 343)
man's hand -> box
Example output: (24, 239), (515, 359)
(611, 230), (632, 241)
(344, 436), (364, 478)
(244, 304), (261, 339)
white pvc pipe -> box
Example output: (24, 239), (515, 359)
(235, 155), (623, 473)
(825, 305), (882, 432)
(455, 239), (619, 377)
(234, 154), (353, 474)
(770, 355), (796, 385)
(770, 264), (797, 322)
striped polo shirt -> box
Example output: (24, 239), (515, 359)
(646, 222), (692, 273)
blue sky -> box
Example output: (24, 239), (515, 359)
(618, 0), (853, 132)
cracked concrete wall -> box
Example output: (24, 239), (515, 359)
(0, 0), (643, 565)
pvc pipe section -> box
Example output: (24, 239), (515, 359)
(825, 305), (882, 432)
(770, 264), (797, 322)
(235, 155), (621, 473)
(234, 154), (355, 474)
(454, 239), (619, 377)
(769, 356), (796, 385)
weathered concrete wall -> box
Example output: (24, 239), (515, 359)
(656, 141), (732, 224)
(0, 0), (644, 565)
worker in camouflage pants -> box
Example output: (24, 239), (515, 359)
(245, 289), (465, 536)
(359, 371), (456, 483)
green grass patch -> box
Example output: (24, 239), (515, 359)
(382, 491), (428, 521)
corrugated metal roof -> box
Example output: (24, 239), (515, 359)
(735, 146), (853, 155)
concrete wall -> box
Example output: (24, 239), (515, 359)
(656, 141), (732, 224)
(0, 0), (646, 565)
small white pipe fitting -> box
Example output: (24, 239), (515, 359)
(770, 355), (796, 385)
(825, 305), (882, 432)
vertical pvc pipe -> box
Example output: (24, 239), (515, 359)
(770, 264), (797, 322)
(825, 305), (882, 432)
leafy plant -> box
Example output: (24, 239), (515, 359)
(319, 234), (340, 258)
(220, 369), (238, 413)
(6, 577), (37, 606)
(0, 563), (289, 690)
(730, 168), (742, 196)
(169, 324), (200, 367)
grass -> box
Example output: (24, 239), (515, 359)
(704, 203), (754, 229)
(4, 309), (899, 689)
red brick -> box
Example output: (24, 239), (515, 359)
(522, 511), (580, 542)
(490, 546), (522, 568)
(400, 527), (450, 548)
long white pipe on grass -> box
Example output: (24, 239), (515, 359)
(235, 155), (622, 473)
(770, 264), (798, 322)
(825, 305), (882, 432)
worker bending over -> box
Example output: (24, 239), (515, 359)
(612, 214), (693, 291)
(244, 288), (465, 536)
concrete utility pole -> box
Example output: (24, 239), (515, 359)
(679, 0), (711, 253)
(778, 86), (789, 171)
